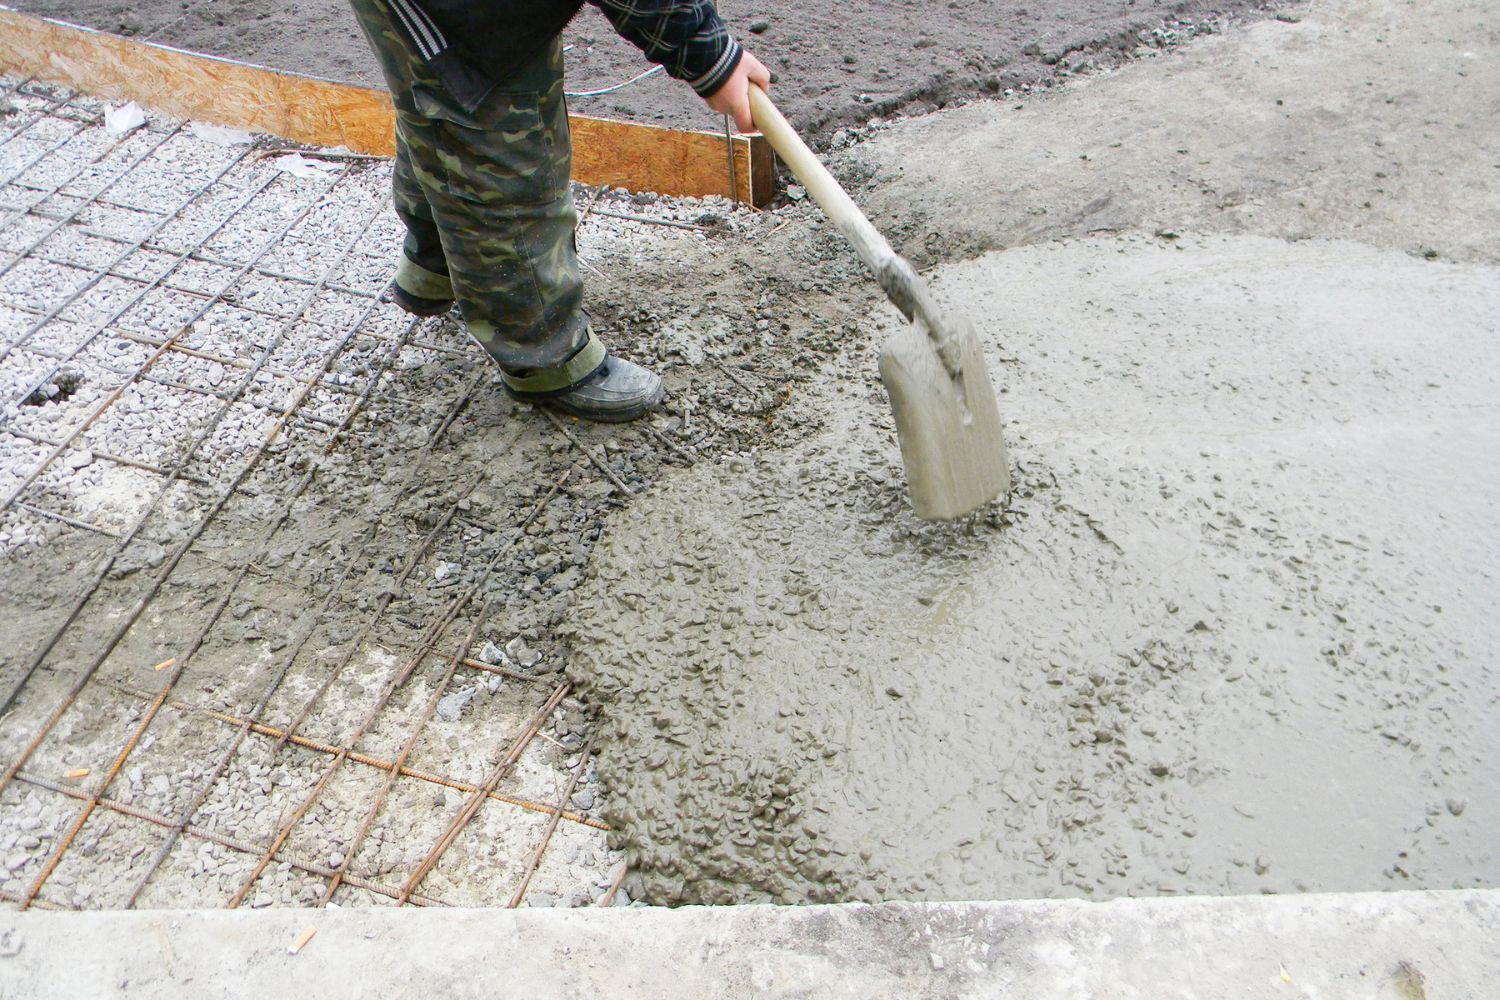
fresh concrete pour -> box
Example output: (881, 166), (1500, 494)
(565, 0), (1500, 904)
(569, 235), (1500, 903)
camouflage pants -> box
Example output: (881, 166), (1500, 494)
(348, 0), (604, 390)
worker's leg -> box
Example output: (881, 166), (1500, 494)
(408, 39), (600, 384)
(390, 130), (455, 314)
(346, 0), (453, 312)
(346, 0), (660, 419)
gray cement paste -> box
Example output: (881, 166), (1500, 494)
(565, 234), (1500, 904)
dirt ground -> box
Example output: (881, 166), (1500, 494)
(2, 0), (1497, 913)
(8, 0), (1274, 133)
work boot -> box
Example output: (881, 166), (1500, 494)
(509, 354), (665, 423)
(392, 284), (454, 317)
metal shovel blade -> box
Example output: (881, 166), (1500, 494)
(878, 312), (1010, 520)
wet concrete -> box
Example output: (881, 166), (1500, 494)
(566, 234), (1500, 904)
(555, 0), (1500, 907)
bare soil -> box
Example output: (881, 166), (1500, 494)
(9, 0), (1275, 133)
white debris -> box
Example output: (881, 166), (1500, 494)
(187, 121), (255, 146)
(104, 101), (147, 135)
(269, 152), (341, 179)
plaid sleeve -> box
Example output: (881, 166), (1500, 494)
(588, 0), (744, 97)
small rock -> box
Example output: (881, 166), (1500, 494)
(571, 790), (595, 811)
(65, 450), (94, 471)
(108, 540), (167, 579)
(930, 953), (945, 971)
(251, 893), (273, 908)
(479, 641), (509, 666)
(505, 637), (542, 668)
(1446, 798), (1466, 817)
(435, 685), (477, 722)
(748, 18), (770, 33)
(529, 893), (555, 908)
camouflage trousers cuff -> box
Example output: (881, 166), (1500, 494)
(493, 327), (608, 396)
(395, 255), (454, 301)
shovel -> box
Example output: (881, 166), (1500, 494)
(747, 87), (1010, 520)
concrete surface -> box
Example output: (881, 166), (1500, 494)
(569, 233), (1500, 905)
(565, 0), (1500, 906)
(1, 889), (1496, 998)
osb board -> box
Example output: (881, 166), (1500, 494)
(0, 8), (773, 204)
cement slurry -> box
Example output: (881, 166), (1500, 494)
(566, 234), (1500, 904)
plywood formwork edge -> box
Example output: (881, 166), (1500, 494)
(0, 6), (775, 205)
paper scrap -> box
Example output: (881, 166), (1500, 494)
(269, 152), (341, 179)
(104, 102), (146, 135)
(187, 121), (254, 147)
(63, 768), (90, 780)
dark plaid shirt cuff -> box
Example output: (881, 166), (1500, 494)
(590, 0), (744, 96)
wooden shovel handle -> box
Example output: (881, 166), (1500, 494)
(748, 86), (898, 277)
(748, 87), (961, 374)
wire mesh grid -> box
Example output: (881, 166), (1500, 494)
(0, 78), (657, 911)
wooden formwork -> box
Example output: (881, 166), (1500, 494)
(0, 7), (775, 205)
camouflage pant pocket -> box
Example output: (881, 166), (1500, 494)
(414, 84), (572, 208)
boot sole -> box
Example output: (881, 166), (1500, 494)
(518, 384), (666, 424)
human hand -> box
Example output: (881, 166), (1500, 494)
(704, 50), (771, 133)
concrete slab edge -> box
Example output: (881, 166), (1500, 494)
(1, 888), (1495, 998)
